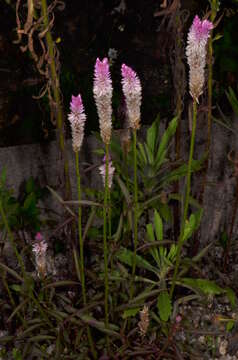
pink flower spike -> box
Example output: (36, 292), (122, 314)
(121, 64), (142, 130)
(68, 94), (86, 152)
(93, 57), (113, 144)
(186, 15), (213, 102)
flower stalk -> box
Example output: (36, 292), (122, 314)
(93, 57), (113, 349)
(170, 15), (213, 298)
(121, 64), (141, 298)
(68, 94), (97, 358)
(170, 100), (197, 297)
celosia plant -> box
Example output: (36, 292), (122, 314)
(186, 15), (213, 103)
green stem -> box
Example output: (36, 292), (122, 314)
(75, 152), (97, 359)
(104, 144), (110, 349)
(130, 129), (138, 299)
(108, 191), (112, 240)
(41, 0), (71, 199)
(200, 1), (216, 207)
(170, 100), (197, 298)
(75, 152), (86, 304)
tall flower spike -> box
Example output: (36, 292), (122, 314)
(93, 58), (113, 144)
(121, 64), (142, 130)
(186, 15), (213, 103)
(99, 156), (115, 189)
(68, 94), (86, 152)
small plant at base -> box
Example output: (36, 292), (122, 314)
(32, 232), (48, 278)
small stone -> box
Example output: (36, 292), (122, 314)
(198, 335), (205, 344)
(219, 339), (228, 356)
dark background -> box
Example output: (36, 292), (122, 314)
(0, 0), (238, 146)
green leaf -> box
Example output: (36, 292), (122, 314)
(146, 120), (157, 154)
(157, 201), (172, 222)
(213, 33), (223, 42)
(155, 117), (177, 168)
(167, 244), (178, 262)
(116, 175), (131, 207)
(226, 87), (238, 116)
(10, 284), (21, 292)
(138, 143), (147, 165)
(161, 157), (205, 186)
(116, 247), (158, 274)
(146, 223), (155, 243)
(225, 287), (237, 308)
(28, 335), (56, 342)
(226, 320), (235, 332)
(0, 167), (7, 186)
(93, 148), (105, 156)
(181, 278), (223, 295)
(79, 314), (120, 337)
(43, 281), (80, 289)
(146, 223), (160, 265)
(182, 209), (203, 243)
(23, 192), (37, 213)
(144, 143), (154, 165)
(122, 308), (140, 319)
(154, 209), (163, 241)
(25, 177), (35, 194)
(0, 262), (23, 282)
(157, 290), (172, 322)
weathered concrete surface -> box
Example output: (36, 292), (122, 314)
(0, 119), (238, 247)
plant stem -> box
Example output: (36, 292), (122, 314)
(41, 0), (71, 199)
(173, 10), (183, 243)
(104, 144), (110, 349)
(170, 100), (197, 298)
(75, 152), (97, 359)
(108, 191), (112, 240)
(75, 152), (86, 304)
(199, 1), (216, 204)
(130, 129), (138, 299)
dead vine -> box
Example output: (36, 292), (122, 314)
(14, 0), (65, 126)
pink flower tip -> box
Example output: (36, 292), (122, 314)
(70, 94), (83, 113)
(121, 64), (137, 81)
(192, 15), (213, 42)
(35, 232), (43, 241)
(95, 57), (110, 78)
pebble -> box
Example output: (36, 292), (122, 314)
(219, 340), (228, 356)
